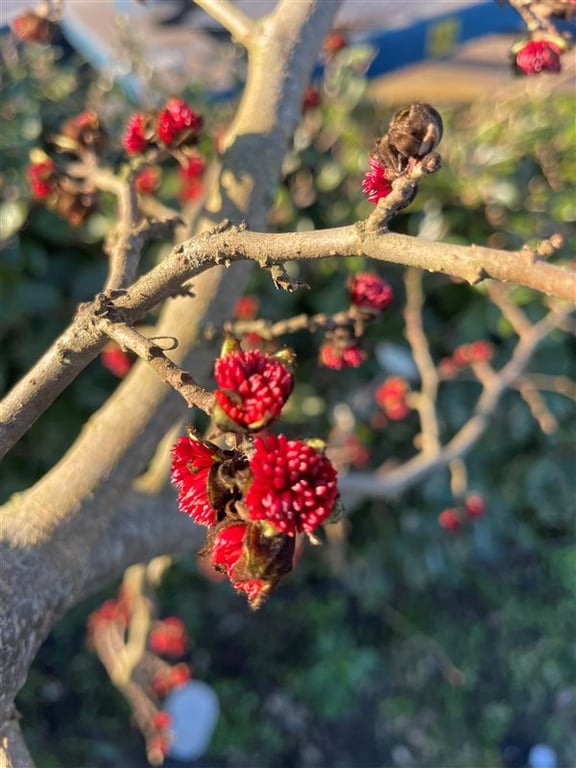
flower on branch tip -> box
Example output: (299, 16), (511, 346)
(170, 433), (226, 526)
(319, 340), (366, 370)
(152, 711), (171, 732)
(349, 272), (393, 312)
(135, 165), (161, 195)
(122, 113), (149, 155)
(151, 663), (191, 698)
(101, 343), (134, 378)
(149, 617), (189, 659)
(213, 339), (295, 432)
(11, 11), (54, 43)
(512, 38), (565, 75)
(464, 493), (485, 519)
(438, 507), (462, 532)
(362, 155), (393, 203)
(234, 295), (259, 320)
(178, 155), (206, 202)
(157, 97), (203, 147)
(28, 158), (57, 199)
(245, 434), (339, 536)
(375, 376), (411, 421)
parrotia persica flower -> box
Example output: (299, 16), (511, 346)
(170, 433), (227, 526)
(28, 158), (57, 199)
(11, 11), (54, 43)
(362, 155), (393, 203)
(319, 339), (366, 370)
(149, 617), (189, 659)
(245, 434), (339, 536)
(213, 339), (295, 432)
(349, 272), (393, 312)
(122, 113), (149, 155)
(157, 97), (203, 147)
(512, 38), (565, 75)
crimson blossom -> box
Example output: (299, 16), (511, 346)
(513, 39), (564, 75)
(28, 159), (56, 199)
(157, 97), (203, 147)
(170, 434), (225, 526)
(319, 340), (366, 370)
(213, 346), (294, 432)
(362, 155), (393, 203)
(122, 113), (149, 155)
(349, 272), (393, 312)
(245, 434), (339, 536)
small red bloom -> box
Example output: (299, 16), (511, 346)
(151, 663), (191, 698)
(514, 39), (563, 75)
(213, 348), (294, 432)
(234, 295), (259, 320)
(465, 493), (485, 519)
(122, 113), (149, 155)
(28, 159), (56, 199)
(211, 523), (246, 576)
(323, 30), (348, 59)
(135, 165), (161, 195)
(149, 617), (189, 659)
(152, 711), (172, 731)
(178, 155), (206, 201)
(245, 434), (339, 536)
(375, 376), (411, 421)
(11, 11), (53, 43)
(349, 272), (393, 312)
(438, 508), (462, 532)
(302, 85), (321, 112)
(101, 343), (134, 378)
(170, 434), (223, 526)
(157, 97), (203, 147)
(468, 340), (494, 364)
(319, 341), (366, 370)
(362, 155), (393, 203)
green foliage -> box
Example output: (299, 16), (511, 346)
(4, 28), (575, 768)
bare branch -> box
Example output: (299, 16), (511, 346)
(193, 0), (256, 46)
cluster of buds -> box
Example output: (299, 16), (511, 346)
(438, 493), (486, 532)
(149, 617), (190, 659)
(26, 110), (107, 225)
(511, 36), (570, 75)
(363, 101), (443, 206)
(122, 98), (203, 155)
(439, 340), (494, 378)
(375, 376), (412, 421)
(171, 338), (340, 609)
(319, 271), (393, 370)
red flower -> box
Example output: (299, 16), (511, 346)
(349, 272), (393, 311)
(213, 348), (294, 432)
(438, 508), (462, 532)
(211, 523), (246, 575)
(465, 493), (485, 519)
(302, 85), (321, 112)
(152, 711), (171, 731)
(177, 155), (206, 201)
(101, 344), (134, 378)
(11, 11), (53, 43)
(28, 159), (56, 199)
(362, 155), (393, 203)
(375, 376), (411, 421)
(135, 165), (161, 195)
(122, 113), (149, 155)
(157, 97), (203, 147)
(151, 663), (191, 698)
(245, 434), (339, 536)
(170, 434), (223, 526)
(149, 617), (189, 659)
(319, 341), (366, 370)
(514, 39), (563, 75)
(468, 340), (493, 363)
(234, 295), (259, 320)
(323, 30), (347, 59)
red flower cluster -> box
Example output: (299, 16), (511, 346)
(319, 340), (366, 370)
(513, 39), (565, 75)
(323, 30), (348, 60)
(234, 295), (259, 320)
(439, 340), (494, 377)
(28, 159), (57, 199)
(375, 376), (411, 421)
(149, 617), (189, 659)
(213, 345), (294, 432)
(86, 597), (129, 644)
(122, 97), (203, 155)
(246, 434), (339, 536)
(349, 272), (393, 312)
(439, 493), (486, 532)
(362, 155), (393, 203)
(170, 428), (339, 607)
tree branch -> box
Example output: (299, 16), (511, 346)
(193, 0), (256, 46)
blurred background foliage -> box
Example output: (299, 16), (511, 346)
(1, 23), (575, 768)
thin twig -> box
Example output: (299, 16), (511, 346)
(193, 0), (256, 45)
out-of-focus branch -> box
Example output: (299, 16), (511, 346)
(0, 719), (35, 768)
(403, 268), (441, 455)
(339, 302), (573, 500)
